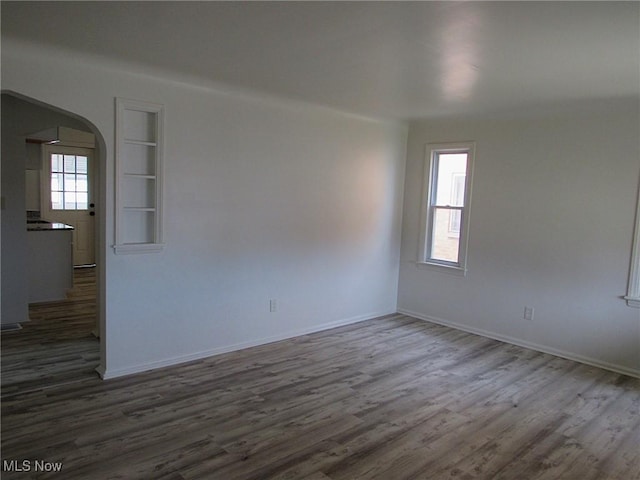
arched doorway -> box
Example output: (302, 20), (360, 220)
(1, 91), (106, 391)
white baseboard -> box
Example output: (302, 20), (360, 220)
(97, 310), (393, 380)
(397, 308), (640, 379)
(0, 323), (23, 332)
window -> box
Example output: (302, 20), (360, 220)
(625, 182), (640, 307)
(51, 153), (89, 210)
(420, 143), (475, 273)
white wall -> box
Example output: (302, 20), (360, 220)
(1, 39), (407, 377)
(398, 101), (640, 376)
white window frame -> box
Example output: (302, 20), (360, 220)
(418, 142), (475, 275)
(625, 181), (640, 308)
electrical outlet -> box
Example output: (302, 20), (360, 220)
(524, 306), (534, 321)
(269, 299), (277, 313)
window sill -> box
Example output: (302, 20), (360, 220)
(624, 296), (640, 308)
(415, 261), (467, 277)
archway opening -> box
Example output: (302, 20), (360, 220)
(1, 91), (107, 387)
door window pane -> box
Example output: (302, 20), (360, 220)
(76, 192), (88, 210)
(64, 174), (76, 192)
(50, 152), (90, 210)
(64, 155), (76, 173)
(76, 175), (88, 192)
(51, 191), (63, 210)
(51, 173), (63, 191)
(76, 156), (88, 174)
(51, 154), (63, 172)
(64, 192), (77, 210)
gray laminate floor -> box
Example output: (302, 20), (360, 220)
(1, 287), (638, 479)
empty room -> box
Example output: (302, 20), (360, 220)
(1, 2), (639, 479)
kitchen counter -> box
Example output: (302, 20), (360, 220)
(27, 224), (74, 303)
(27, 221), (74, 231)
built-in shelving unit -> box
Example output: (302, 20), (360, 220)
(114, 98), (164, 254)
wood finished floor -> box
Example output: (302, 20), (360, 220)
(1, 280), (639, 479)
(1, 267), (99, 398)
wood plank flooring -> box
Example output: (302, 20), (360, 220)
(1, 267), (99, 397)
(2, 290), (639, 479)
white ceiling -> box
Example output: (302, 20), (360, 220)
(2, 1), (639, 120)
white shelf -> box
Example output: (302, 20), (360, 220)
(113, 243), (165, 255)
(124, 139), (157, 147)
(123, 173), (157, 179)
(115, 98), (164, 253)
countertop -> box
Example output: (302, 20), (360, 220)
(27, 220), (74, 231)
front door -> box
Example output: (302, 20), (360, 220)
(42, 145), (95, 266)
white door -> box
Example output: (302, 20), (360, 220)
(42, 145), (96, 266)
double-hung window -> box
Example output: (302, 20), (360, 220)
(420, 142), (475, 273)
(625, 181), (640, 307)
